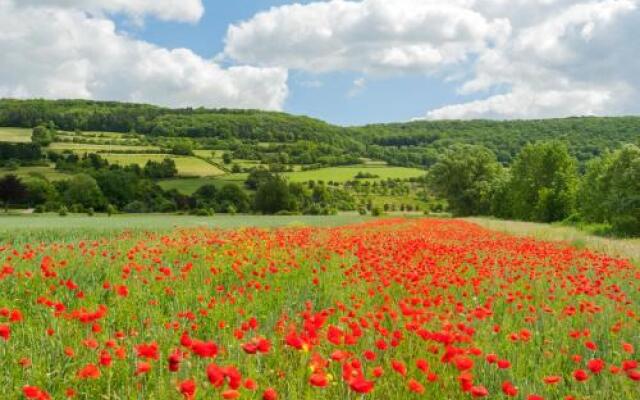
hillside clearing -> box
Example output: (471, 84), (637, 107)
(101, 154), (225, 177)
(0, 127), (31, 142)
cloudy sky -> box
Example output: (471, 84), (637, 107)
(0, 0), (638, 124)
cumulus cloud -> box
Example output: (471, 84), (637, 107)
(0, 0), (288, 110)
(225, 0), (640, 119)
(224, 0), (511, 74)
(428, 0), (640, 119)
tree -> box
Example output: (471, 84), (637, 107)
(64, 174), (106, 211)
(222, 152), (233, 164)
(508, 141), (578, 222)
(193, 184), (218, 209)
(217, 184), (250, 213)
(577, 153), (614, 223)
(245, 168), (274, 190)
(0, 174), (27, 212)
(429, 144), (504, 216)
(144, 158), (177, 179)
(31, 125), (55, 147)
(25, 178), (57, 207)
(254, 175), (291, 214)
(594, 145), (640, 235)
(93, 169), (140, 208)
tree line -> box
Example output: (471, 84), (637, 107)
(2, 99), (639, 169)
(429, 141), (640, 235)
(0, 155), (356, 216)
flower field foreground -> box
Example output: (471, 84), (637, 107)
(2, 219), (640, 399)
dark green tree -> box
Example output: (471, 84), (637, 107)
(508, 141), (578, 222)
(429, 144), (504, 216)
(64, 174), (106, 211)
(31, 125), (55, 147)
(599, 145), (640, 235)
(254, 175), (290, 214)
(0, 174), (27, 212)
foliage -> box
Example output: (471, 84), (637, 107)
(254, 175), (291, 214)
(0, 174), (27, 211)
(429, 144), (504, 216)
(0, 142), (42, 164)
(506, 141), (578, 222)
(579, 145), (640, 235)
(143, 158), (178, 179)
(62, 174), (106, 211)
(31, 125), (56, 147)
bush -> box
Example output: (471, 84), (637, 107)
(371, 206), (384, 217)
(123, 200), (147, 213)
(106, 204), (117, 216)
(58, 206), (68, 216)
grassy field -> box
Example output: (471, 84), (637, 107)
(0, 165), (74, 181)
(158, 175), (249, 194)
(0, 127), (31, 142)
(465, 217), (640, 263)
(0, 213), (370, 241)
(283, 165), (425, 183)
(102, 154), (225, 177)
(49, 143), (161, 152)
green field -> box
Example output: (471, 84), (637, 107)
(102, 154), (225, 177)
(283, 165), (426, 183)
(50, 142), (161, 152)
(0, 165), (73, 181)
(0, 127), (31, 142)
(0, 213), (370, 241)
(159, 175), (249, 194)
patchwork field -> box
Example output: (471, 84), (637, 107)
(49, 143), (161, 152)
(1, 218), (639, 399)
(0, 165), (74, 181)
(102, 154), (225, 177)
(159, 176), (249, 194)
(283, 165), (426, 183)
(0, 127), (31, 142)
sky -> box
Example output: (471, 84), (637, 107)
(0, 0), (638, 125)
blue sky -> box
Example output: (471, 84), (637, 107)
(2, 1), (637, 125)
(117, 0), (479, 125)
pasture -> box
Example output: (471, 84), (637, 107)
(102, 154), (225, 177)
(283, 165), (426, 183)
(0, 127), (31, 142)
(49, 143), (161, 152)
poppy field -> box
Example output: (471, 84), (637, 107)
(2, 218), (640, 399)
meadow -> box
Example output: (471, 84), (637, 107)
(0, 165), (74, 181)
(49, 143), (161, 153)
(283, 165), (426, 183)
(2, 217), (640, 399)
(102, 154), (225, 177)
(0, 127), (31, 142)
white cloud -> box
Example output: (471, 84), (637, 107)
(225, 0), (640, 119)
(0, 0), (288, 110)
(426, 87), (615, 119)
(224, 0), (511, 74)
(428, 0), (640, 119)
(347, 78), (366, 97)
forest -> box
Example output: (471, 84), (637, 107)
(1, 99), (639, 168)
